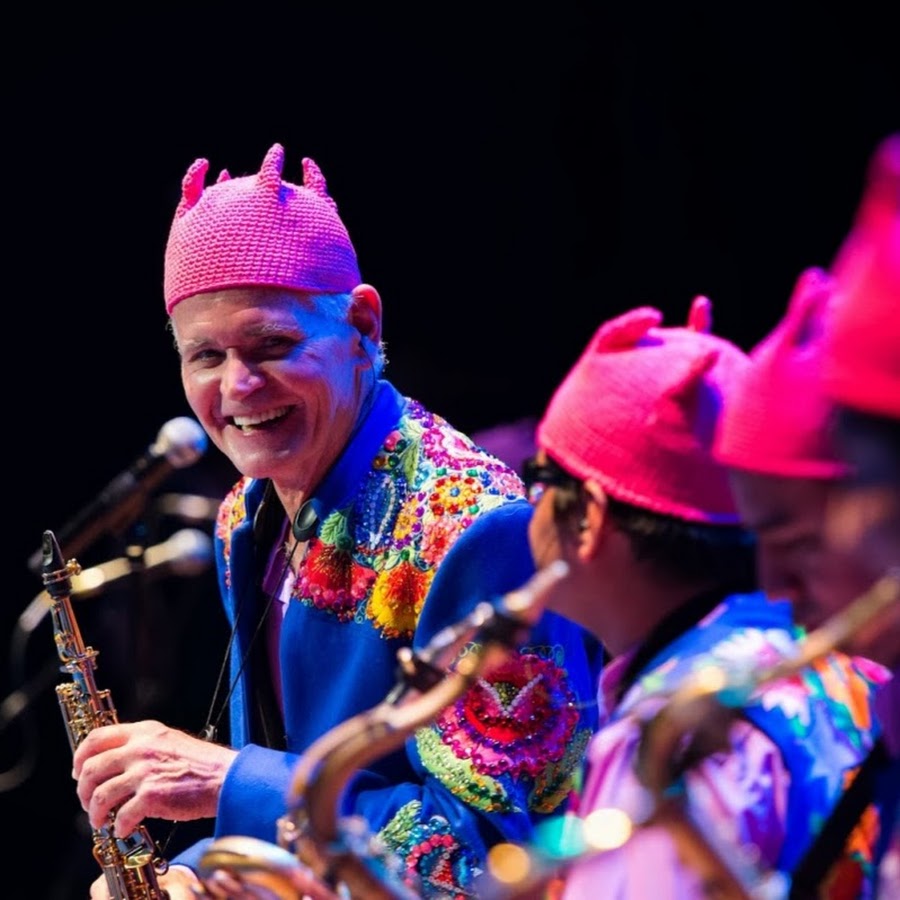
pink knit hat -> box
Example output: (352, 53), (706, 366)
(536, 298), (750, 524)
(824, 132), (900, 418)
(164, 143), (361, 313)
(713, 267), (849, 480)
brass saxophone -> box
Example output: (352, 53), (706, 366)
(41, 529), (170, 900)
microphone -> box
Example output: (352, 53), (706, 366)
(18, 527), (215, 634)
(27, 416), (209, 574)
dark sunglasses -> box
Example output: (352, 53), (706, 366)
(522, 455), (582, 505)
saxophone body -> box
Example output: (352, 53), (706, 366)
(42, 529), (170, 900)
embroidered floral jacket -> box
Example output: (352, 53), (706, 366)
(172, 380), (602, 897)
(561, 592), (889, 900)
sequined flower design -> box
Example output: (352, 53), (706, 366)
(294, 400), (528, 637)
(379, 800), (481, 900)
(216, 477), (249, 588)
(419, 516), (463, 567)
(294, 509), (376, 620)
(427, 471), (489, 519)
(367, 559), (434, 638)
(420, 651), (580, 812)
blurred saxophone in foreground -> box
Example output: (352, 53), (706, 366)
(195, 560), (571, 900)
(192, 565), (899, 899)
(41, 529), (170, 900)
(483, 568), (900, 900)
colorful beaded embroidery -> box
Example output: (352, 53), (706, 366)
(215, 477), (250, 588)
(379, 800), (481, 899)
(287, 400), (524, 638)
(418, 648), (582, 814)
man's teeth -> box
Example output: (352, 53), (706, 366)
(233, 407), (290, 431)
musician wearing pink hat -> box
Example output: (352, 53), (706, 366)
(821, 131), (900, 900)
(712, 260), (896, 897)
(713, 267), (877, 630)
(69, 144), (602, 899)
(516, 301), (886, 898)
(823, 131), (900, 671)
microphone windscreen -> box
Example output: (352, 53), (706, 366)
(145, 528), (214, 576)
(154, 417), (209, 468)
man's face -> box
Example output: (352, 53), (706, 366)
(728, 469), (874, 631)
(826, 415), (900, 575)
(524, 450), (593, 631)
(823, 412), (900, 669)
(171, 287), (369, 492)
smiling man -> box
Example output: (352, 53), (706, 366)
(69, 144), (601, 900)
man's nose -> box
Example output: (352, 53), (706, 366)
(758, 554), (803, 607)
(222, 354), (264, 396)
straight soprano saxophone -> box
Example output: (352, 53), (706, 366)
(41, 529), (170, 900)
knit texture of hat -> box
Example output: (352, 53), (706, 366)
(825, 132), (900, 419)
(164, 143), (361, 312)
(537, 298), (750, 524)
(713, 267), (849, 480)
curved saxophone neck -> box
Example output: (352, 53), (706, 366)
(279, 561), (570, 897)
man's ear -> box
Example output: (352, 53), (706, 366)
(350, 283), (382, 347)
(577, 479), (609, 559)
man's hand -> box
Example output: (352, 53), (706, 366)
(72, 720), (238, 836)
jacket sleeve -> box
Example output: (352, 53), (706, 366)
(168, 744), (300, 869)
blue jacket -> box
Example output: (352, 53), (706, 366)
(173, 380), (602, 897)
(615, 592), (888, 896)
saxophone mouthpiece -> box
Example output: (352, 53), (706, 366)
(41, 530), (79, 598)
(41, 530), (64, 574)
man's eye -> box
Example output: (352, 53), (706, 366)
(259, 336), (296, 354)
(185, 348), (223, 365)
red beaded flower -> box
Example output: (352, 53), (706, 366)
(295, 541), (376, 621)
(436, 652), (580, 780)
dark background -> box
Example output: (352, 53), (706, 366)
(3, 7), (898, 898)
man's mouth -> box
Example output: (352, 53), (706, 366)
(230, 406), (292, 434)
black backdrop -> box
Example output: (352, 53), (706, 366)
(3, 7), (898, 898)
